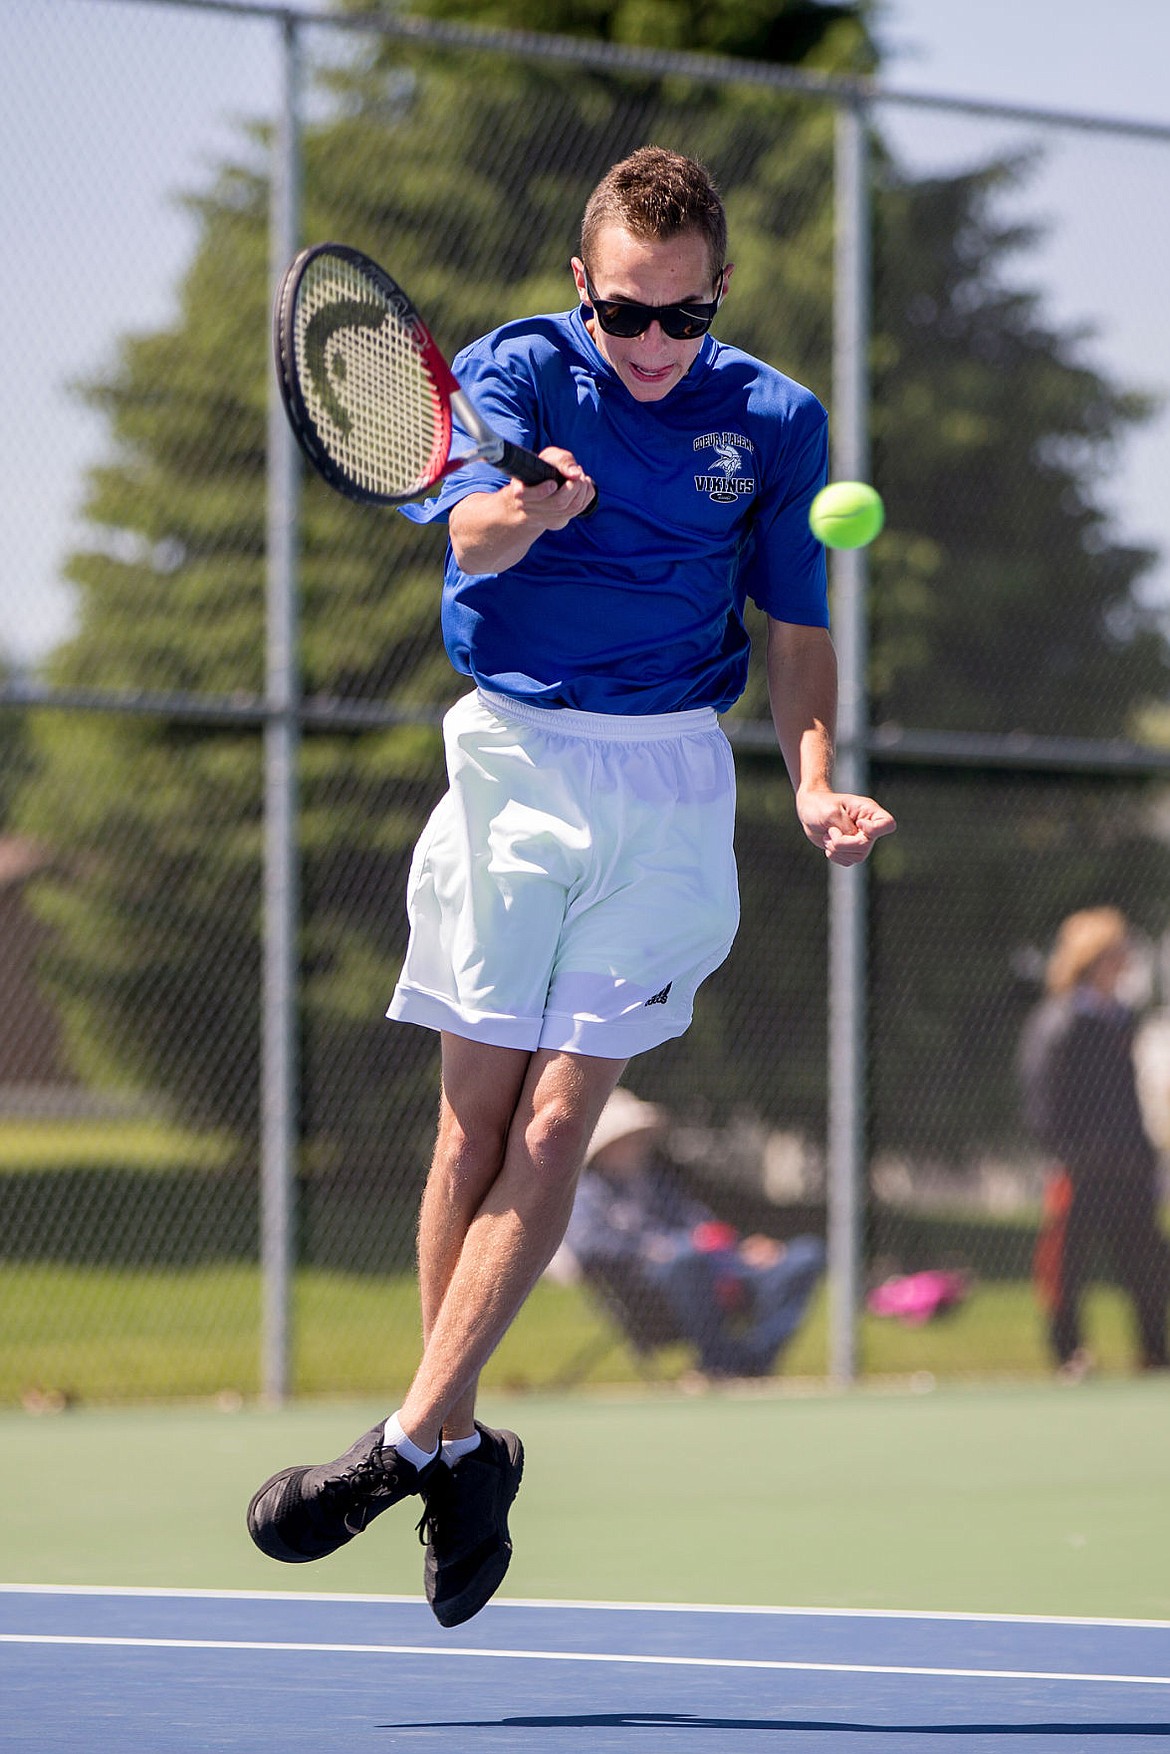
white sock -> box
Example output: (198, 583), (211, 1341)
(441, 1430), (482, 1468)
(382, 1411), (439, 1471)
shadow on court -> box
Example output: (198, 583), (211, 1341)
(378, 1712), (1170, 1737)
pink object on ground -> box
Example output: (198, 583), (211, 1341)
(866, 1269), (969, 1325)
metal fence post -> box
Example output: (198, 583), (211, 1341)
(827, 97), (871, 1385)
(261, 11), (302, 1404)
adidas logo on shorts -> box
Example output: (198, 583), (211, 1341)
(644, 983), (672, 1007)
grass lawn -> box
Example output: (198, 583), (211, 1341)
(0, 1119), (236, 1173)
(3, 1116), (1149, 1400)
(0, 1261), (1150, 1406)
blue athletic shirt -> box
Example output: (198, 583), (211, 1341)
(400, 305), (829, 715)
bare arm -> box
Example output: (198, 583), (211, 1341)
(447, 446), (596, 574)
(766, 617), (896, 866)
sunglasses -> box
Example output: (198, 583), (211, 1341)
(582, 268), (724, 341)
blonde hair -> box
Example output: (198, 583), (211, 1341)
(581, 147), (727, 276)
(1045, 906), (1129, 995)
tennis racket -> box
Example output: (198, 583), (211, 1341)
(273, 242), (569, 505)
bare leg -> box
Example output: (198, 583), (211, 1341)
(401, 1039), (626, 1450)
(244, 1038), (625, 1584)
(416, 1037), (533, 1442)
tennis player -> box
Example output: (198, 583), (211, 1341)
(247, 146), (895, 1624)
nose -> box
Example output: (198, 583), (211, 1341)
(636, 318), (671, 354)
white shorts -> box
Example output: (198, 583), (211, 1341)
(387, 689), (740, 1059)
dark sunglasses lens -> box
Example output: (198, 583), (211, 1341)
(594, 300), (647, 338)
(661, 310), (712, 340)
(595, 300), (714, 340)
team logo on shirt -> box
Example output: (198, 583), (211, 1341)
(693, 432), (757, 503)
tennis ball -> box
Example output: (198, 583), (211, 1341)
(809, 481), (885, 549)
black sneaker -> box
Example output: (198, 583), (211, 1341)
(247, 1423), (438, 1564)
(417, 1423), (524, 1627)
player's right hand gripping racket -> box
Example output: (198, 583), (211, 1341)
(273, 242), (575, 506)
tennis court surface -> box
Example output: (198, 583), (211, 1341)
(5, 1585), (1169, 1751)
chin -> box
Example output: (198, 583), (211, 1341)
(623, 369), (680, 402)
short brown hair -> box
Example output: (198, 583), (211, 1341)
(581, 146), (727, 276)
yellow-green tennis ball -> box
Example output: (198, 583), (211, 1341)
(809, 481), (885, 549)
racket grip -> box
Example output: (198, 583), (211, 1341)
(497, 440), (564, 487)
(497, 440), (600, 516)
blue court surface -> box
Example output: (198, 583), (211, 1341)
(4, 1585), (1169, 1751)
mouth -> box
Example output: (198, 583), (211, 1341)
(627, 361), (676, 385)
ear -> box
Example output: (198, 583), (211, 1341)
(570, 256), (589, 303)
(718, 261), (734, 302)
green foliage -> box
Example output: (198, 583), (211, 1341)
(386, 0), (876, 68)
(870, 154), (1167, 739)
(20, 711), (264, 1123)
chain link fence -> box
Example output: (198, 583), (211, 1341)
(3, 0), (1170, 1403)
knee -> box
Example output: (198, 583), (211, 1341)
(432, 1103), (510, 1210)
(523, 1096), (595, 1191)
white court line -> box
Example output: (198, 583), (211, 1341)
(2, 1632), (1169, 1688)
(3, 1584), (1169, 1631)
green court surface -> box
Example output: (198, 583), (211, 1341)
(3, 1376), (1168, 1621)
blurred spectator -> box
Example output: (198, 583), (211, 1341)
(1019, 907), (1170, 1379)
(560, 1087), (825, 1378)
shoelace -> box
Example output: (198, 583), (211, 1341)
(415, 1470), (454, 1548)
(324, 1450), (399, 1534)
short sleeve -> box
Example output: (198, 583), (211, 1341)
(398, 338), (537, 527)
(738, 404), (830, 626)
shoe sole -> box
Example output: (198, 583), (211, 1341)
(430, 1431), (524, 1628)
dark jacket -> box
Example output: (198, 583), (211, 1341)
(1019, 990), (1156, 1184)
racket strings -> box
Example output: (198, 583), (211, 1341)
(293, 256), (445, 498)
